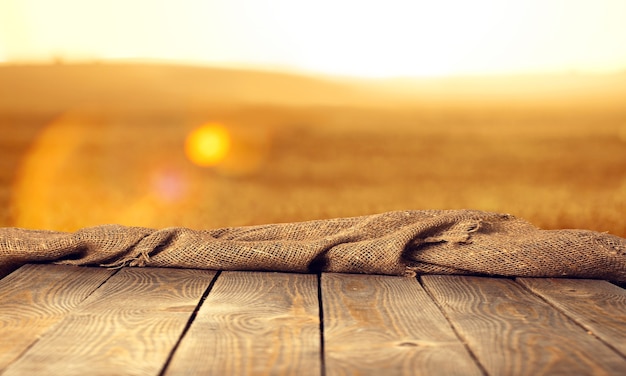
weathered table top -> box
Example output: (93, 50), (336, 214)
(1, 264), (625, 375)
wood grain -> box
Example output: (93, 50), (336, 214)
(322, 273), (482, 376)
(518, 278), (626, 358)
(422, 275), (626, 375)
(3, 267), (216, 376)
(165, 271), (320, 376)
(0, 264), (115, 371)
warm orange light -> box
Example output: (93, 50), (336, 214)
(2, 1), (626, 77)
(185, 123), (231, 167)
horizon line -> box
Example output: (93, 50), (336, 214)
(1, 57), (626, 80)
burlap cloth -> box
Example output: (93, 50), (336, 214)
(1, 210), (625, 282)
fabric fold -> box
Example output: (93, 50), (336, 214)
(1, 210), (625, 282)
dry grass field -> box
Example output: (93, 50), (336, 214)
(1, 63), (625, 236)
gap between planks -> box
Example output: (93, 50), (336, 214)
(0, 264), (118, 371)
(2, 265), (626, 376)
(2, 266), (217, 376)
(158, 270), (222, 376)
(517, 277), (626, 359)
(421, 275), (626, 375)
(321, 273), (482, 376)
(163, 271), (321, 375)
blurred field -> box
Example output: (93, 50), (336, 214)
(1, 63), (625, 236)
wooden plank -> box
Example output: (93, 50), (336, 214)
(0, 264), (115, 371)
(422, 275), (626, 375)
(322, 273), (483, 376)
(518, 278), (626, 358)
(3, 267), (216, 376)
(165, 271), (320, 375)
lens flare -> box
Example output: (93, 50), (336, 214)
(185, 123), (231, 167)
(11, 111), (204, 230)
(11, 112), (88, 230)
(150, 167), (187, 203)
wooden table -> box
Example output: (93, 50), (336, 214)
(1, 264), (625, 375)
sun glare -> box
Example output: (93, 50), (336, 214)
(185, 123), (231, 167)
(1, 0), (625, 77)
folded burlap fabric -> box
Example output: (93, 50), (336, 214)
(1, 210), (625, 281)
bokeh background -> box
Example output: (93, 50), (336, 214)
(1, 1), (625, 236)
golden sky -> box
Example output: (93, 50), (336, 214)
(1, 0), (626, 77)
